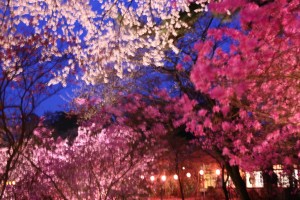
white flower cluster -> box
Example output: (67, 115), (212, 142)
(2, 0), (209, 85)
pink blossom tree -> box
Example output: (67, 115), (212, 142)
(0, 30), (73, 197)
(173, 0), (299, 199)
(1, 91), (180, 199)
(2, 115), (156, 199)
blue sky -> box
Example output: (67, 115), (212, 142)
(35, 86), (74, 116)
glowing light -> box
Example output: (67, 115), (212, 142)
(182, 167), (185, 170)
(216, 169), (221, 176)
(140, 175), (145, 179)
(150, 175), (155, 182)
(173, 174), (178, 180)
(186, 172), (191, 178)
(199, 170), (204, 175)
(161, 175), (167, 182)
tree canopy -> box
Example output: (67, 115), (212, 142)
(0, 0), (299, 199)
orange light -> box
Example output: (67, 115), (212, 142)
(186, 172), (191, 178)
(173, 174), (178, 180)
(150, 175), (155, 182)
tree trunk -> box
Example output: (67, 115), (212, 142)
(225, 162), (251, 200)
(221, 166), (230, 200)
(178, 175), (185, 200)
(175, 153), (185, 200)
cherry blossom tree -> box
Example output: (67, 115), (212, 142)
(0, 30), (73, 197)
(172, 0), (300, 199)
(1, 113), (156, 199)
(192, 0), (300, 168)
(1, 0), (210, 86)
(1, 91), (179, 199)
